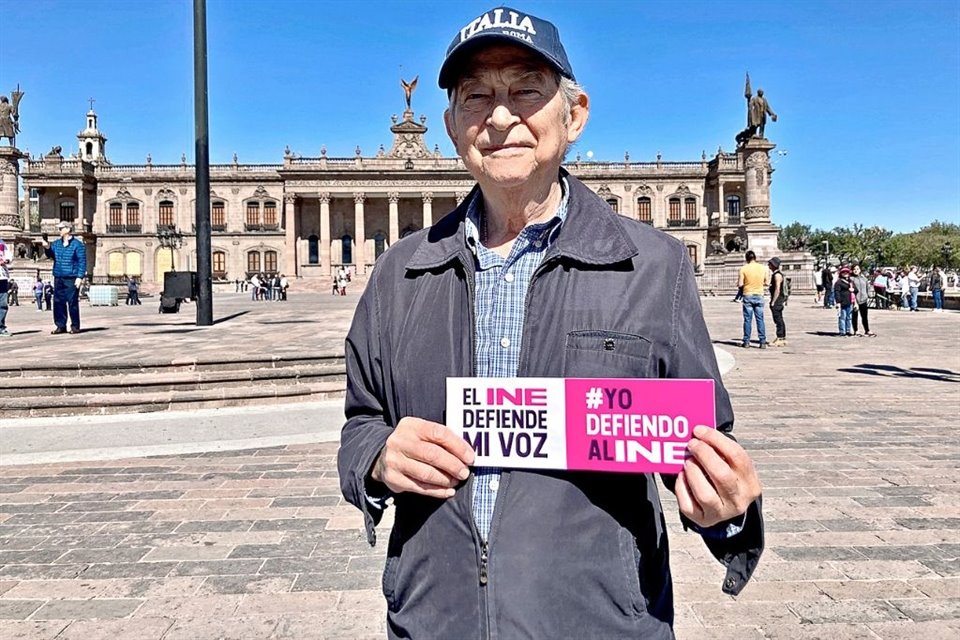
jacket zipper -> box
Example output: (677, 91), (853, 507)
(479, 540), (489, 585)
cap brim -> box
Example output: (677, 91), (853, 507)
(438, 32), (570, 89)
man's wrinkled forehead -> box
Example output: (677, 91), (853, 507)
(451, 45), (556, 89)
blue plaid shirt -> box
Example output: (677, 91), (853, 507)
(464, 180), (569, 541)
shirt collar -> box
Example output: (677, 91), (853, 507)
(463, 175), (569, 255)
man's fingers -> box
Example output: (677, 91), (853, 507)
(395, 456), (460, 489)
(417, 420), (476, 465)
(682, 458), (724, 518)
(383, 468), (456, 499)
(674, 471), (703, 521)
(692, 425), (749, 470)
(410, 442), (470, 481)
(686, 438), (739, 499)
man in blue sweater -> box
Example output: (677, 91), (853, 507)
(41, 221), (87, 334)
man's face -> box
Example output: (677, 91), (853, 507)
(444, 44), (588, 190)
(59, 226), (70, 239)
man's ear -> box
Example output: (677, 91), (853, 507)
(567, 92), (590, 144)
(444, 109), (459, 151)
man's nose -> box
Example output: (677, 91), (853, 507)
(487, 102), (520, 131)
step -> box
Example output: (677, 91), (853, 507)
(1, 381), (346, 418)
(0, 354), (345, 378)
(0, 362), (347, 398)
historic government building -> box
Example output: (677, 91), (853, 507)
(10, 101), (775, 288)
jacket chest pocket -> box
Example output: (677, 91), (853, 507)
(562, 331), (652, 378)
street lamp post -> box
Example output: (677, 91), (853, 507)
(822, 240), (830, 264)
(156, 227), (183, 276)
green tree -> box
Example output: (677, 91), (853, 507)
(778, 222), (812, 251)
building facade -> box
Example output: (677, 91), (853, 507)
(13, 106), (767, 288)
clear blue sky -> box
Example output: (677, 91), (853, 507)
(1, 0), (958, 233)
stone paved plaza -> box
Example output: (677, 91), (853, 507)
(0, 292), (958, 639)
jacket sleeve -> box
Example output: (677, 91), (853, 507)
(661, 246), (764, 596)
(337, 272), (395, 546)
(75, 241), (87, 277)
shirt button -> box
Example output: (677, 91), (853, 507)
(534, 240), (543, 248)
(489, 478), (500, 492)
(504, 272), (515, 283)
(500, 337), (510, 348)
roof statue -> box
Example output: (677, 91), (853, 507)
(401, 76), (418, 111)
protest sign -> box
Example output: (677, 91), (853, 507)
(446, 377), (715, 474)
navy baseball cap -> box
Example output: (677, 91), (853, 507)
(438, 6), (575, 90)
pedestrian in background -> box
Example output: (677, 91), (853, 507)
(768, 256), (787, 346)
(126, 276), (141, 305)
(872, 270), (888, 309)
(738, 250), (768, 348)
(0, 237), (11, 337)
(930, 266), (944, 312)
(851, 264), (875, 336)
(821, 263), (834, 308)
(907, 266), (920, 312)
(33, 277), (43, 311)
(813, 264), (824, 305)
(43, 281), (53, 311)
(834, 266), (857, 336)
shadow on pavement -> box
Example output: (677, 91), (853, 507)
(214, 311), (250, 325)
(838, 363), (959, 383)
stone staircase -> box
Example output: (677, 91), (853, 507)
(0, 354), (347, 418)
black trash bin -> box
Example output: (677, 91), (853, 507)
(159, 271), (197, 314)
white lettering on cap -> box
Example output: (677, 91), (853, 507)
(459, 9), (537, 43)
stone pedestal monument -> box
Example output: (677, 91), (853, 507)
(0, 86), (24, 236)
(738, 136), (779, 258)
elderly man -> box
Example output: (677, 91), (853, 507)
(41, 221), (86, 334)
(338, 6), (763, 637)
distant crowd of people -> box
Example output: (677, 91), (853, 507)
(241, 273), (290, 301)
(735, 252), (953, 349)
(816, 263), (949, 313)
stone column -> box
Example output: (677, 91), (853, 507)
(283, 194), (297, 276)
(76, 184), (85, 233)
(319, 192), (331, 273)
(388, 192), (400, 245)
(738, 138), (778, 257)
(422, 192), (433, 228)
(353, 192), (366, 275)
(0, 148), (24, 234)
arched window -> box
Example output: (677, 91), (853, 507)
(158, 200), (174, 228)
(374, 231), (387, 259)
(605, 198), (619, 213)
(211, 201), (225, 230)
(341, 235), (353, 265)
(684, 198), (697, 226)
(212, 251), (227, 279)
(308, 234), (319, 265)
(247, 251), (261, 274)
(109, 203), (123, 231)
(59, 202), (75, 223)
(667, 198), (681, 227)
(264, 250), (278, 274)
(636, 197), (652, 224)
(126, 202), (140, 230)
(726, 195), (741, 225)
(85, 142), (93, 158)
(400, 225), (419, 238)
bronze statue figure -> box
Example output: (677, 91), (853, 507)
(0, 86), (24, 146)
(736, 73), (777, 144)
(401, 76), (418, 110)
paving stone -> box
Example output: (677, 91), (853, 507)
(0, 620), (72, 640)
(163, 615), (281, 639)
(55, 618), (174, 640)
(78, 562), (177, 579)
(890, 598), (960, 622)
(168, 559), (265, 577)
(787, 599), (909, 624)
(32, 598), (143, 620)
(196, 574), (295, 595)
(0, 599), (44, 620)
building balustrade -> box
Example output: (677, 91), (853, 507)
(682, 219), (699, 227)
(244, 223), (280, 232)
(105, 224), (142, 233)
(667, 219), (682, 228)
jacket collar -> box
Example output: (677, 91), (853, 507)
(405, 169), (638, 272)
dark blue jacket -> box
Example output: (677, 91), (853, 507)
(339, 174), (764, 639)
(45, 237), (87, 279)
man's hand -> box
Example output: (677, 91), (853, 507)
(676, 425), (761, 528)
(371, 417), (475, 499)
(74, 278), (83, 288)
